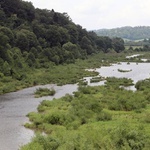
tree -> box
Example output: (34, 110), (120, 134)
(2, 61), (11, 76)
(0, 32), (10, 61)
(66, 24), (79, 44)
(19, 1), (35, 21)
(45, 25), (61, 47)
(26, 52), (36, 67)
(0, 27), (14, 45)
(112, 37), (125, 53)
(16, 31), (29, 51)
(0, 0), (21, 17)
(0, 8), (6, 25)
(96, 37), (106, 52)
(53, 12), (70, 25)
(57, 27), (70, 46)
(80, 36), (94, 54)
(32, 20), (45, 38)
(62, 42), (80, 59)
(102, 36), (112, 50)
(20, 29), (38, 50)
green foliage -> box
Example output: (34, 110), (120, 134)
(142, 113), (150, 123)
(112, 37), (125, 53)
(34, 88), (56, 98)
(135, 79), (150, 91)
(106, 77), (134, 87)
(110, 122), (147, 150)
(90, 76), (105, 83)
(21, 134), (59, 150)
(108, 91), (146, 111)
(26, 86), (116, 132)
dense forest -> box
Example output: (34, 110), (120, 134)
(0, 0), (125, 76)
(95, 26), (150, 40)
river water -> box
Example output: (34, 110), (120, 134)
(0, 58), (150, 150)
(85, 62), (150, 90)
(0, 84), (78, 150)
(96, 62), (150, 83)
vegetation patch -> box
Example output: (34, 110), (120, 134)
(90, 76), (105, 83)
(34, 88), (56, 98)
(118, 68), (132, 72)
(135, 78), (150, 91)
(78, 79), (88, 86)
(106, 77), (134, 87)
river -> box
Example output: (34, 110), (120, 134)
(0, 84), (78, 150)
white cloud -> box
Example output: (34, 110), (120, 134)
(24, 0), (150, 30)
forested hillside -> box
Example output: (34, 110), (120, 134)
(95, 26), (150, 40)
(0, 0), (125, 94)
(0, 0), (125, 67)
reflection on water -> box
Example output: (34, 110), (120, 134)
(0, 84), (78, 150)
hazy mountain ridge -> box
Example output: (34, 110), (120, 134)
(95, 26), (150, 40)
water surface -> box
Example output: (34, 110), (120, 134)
(0, 84), (78, 150)
(85, 62), (150, 90)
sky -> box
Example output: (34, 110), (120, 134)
(24, 0), (150, 30)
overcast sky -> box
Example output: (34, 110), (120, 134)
(24, 0), (150, 30)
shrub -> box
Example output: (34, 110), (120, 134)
(27, 112), (43, 127)
(34, 87), (56, 98)
(111, 123), (147, 150)
(106, 77), (134, 87)
(143, 113), (150, 123)
(96, 110), (112, 121)
(135, 79), (150, 91)
(108, 91), (146, 111)
(44, 111), (66, 125)
(90, 76), (104, 83)
(26, 134), (60, 150)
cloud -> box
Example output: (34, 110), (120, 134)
(24, 0), (150, 30)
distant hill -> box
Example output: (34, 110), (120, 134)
(95, 26), (150, 40)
